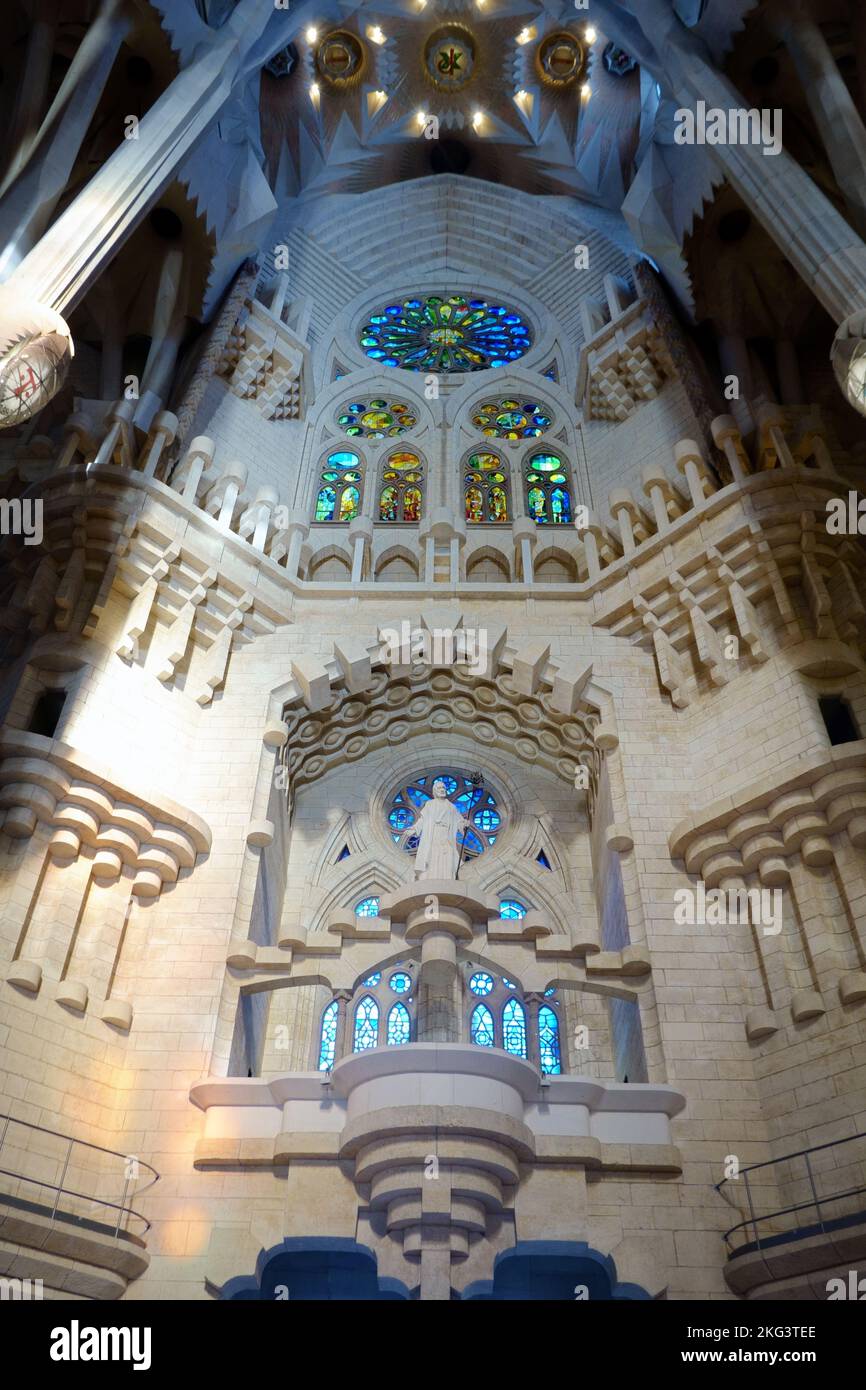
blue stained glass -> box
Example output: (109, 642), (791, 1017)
(471, 1004), (495, 1047)
(354, 996), (379, 1051)
(544, 986), (556, 997)
(362, 972), (381, 987)
(502, 978), (517, 989)
(390, 772), (500, 861)
(500, 899), (527, 919)
(318, 1000), (338, 1071)
(469, 972), (494, 997)
(503, 999), (527, 1058)
(355, 897), (380, 917)
(389, 972), (412, 994)
(387, 1002), (411, 1046)
(360, 294), (532, 373)
(539, 1005), (561, 1074)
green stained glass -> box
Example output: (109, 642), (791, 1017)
(361, 295), (531, 373)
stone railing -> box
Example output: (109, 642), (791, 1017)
(44, 396), (853, 596)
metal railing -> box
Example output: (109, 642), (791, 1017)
(716, 1130), (866, 1257)
(0, 1111), (159, 1239)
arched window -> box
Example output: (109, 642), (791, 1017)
(471, 398), (553, 439)
(464, 451), (509, 524)
(355, 896), (380, 917)
(379, 450), (424, 522)
(499, 899), (527, 919)
(470, 1003), (495, 1047)
(387, 1001), (411, 1046)
(502, 999), (527, 1058)
(338, 398), (417, 438)
(353, 995), (379, 1051)
(315, 450), (363, 523)
(525, 452), (572, 525)
(538, 1005), (561, 1074)
(318, 1000), (338, 1071)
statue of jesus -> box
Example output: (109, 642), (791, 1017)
(403, 779), (468, 880)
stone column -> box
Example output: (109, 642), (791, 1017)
(333, 989), (354, 1063)
(6, 0), (286, 313)
(525, 992), (544, 1070)
(603, 0), (866, 337)
(768, 2), (866, 235)
(0, 0), (133, 276)
(2, 0), (58, 188)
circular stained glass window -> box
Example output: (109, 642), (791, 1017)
(469, 972), (495, 996)
(472, 398), (553, 439)
(390, 972), (412, 994)
(360, 295), (532, 373)
(388, 771), (502, 860)
(338, 399), (417, 438)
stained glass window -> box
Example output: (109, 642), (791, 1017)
(525, 452), (572, 525)
(353, 995), (379, 1051)
(389, 772), (501, 860)
(387, 1001), (411, 1046)
(315, 450), (363, 523)
(502, 977), (517, 989)
(362, 972), (381, 987)
(469, 972), (494, 997)
(389, 972), (412, 994)
(502, 999), (527, 1058)
(499, 900), (527, 919)
(339, 399), (417, 438)
(471, 399), (552, 439)
(470, 1003), (495, 1047)
(464, 451), (509, 524)
(318, 999), (338, 1071)
(379, 450), (424, 523)
(355, 897), (380, 917)
(360, 295), (532, 373)
(538, 1005), (562, 1074)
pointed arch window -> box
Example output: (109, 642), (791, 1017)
(387, 1001), (411, 1046)
(353, 995), (379, 1052)
(499, 899), (527, 919)
(318, 1000), (338, 1071)
(502, 998), (527, 1058)
(465, 451), (509, 524)
(315, 450), (363, 523)
(470, 1003), (495, 1047)
(525, 452), (572, 525)
(355, 896), (380, 917)
(538, 1005), (562, 1074)
(379, 450), (424, 522)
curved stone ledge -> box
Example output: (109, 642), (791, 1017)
(0, 728), (211, 895)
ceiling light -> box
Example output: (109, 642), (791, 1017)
(585, 25), (597, 43)
(309, 82), (320, 101)
(368, 25), (386, 44)
(472, 109), (484, 129)
(305, 26), (318, 43)
(580, 81), (591, 98)
(417, 110), (427, 125)
(516, 27), (535, 45)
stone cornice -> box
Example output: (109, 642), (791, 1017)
(0, 727), (211, 896)
(669, 740), (866, 882)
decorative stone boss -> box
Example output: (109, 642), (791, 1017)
(403, 779), (467, 880)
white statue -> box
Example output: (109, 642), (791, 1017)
(403, 779), (467, 880)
